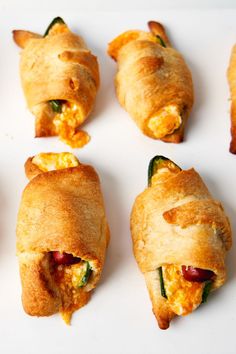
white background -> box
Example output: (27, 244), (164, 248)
(0, 2), (236, 354)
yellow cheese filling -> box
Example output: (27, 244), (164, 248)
(148, 105), (182, 138)
(162, 265), (204, 316)
(32, 152), (80, 172)
(53, 102), (90, 148)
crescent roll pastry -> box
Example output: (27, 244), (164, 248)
(107, 21), (194, 143)
(16, 152), (109, 324)
(130, 156), (232, 329)
(13, 17), (100, 148)
(227, 44), (236, 154)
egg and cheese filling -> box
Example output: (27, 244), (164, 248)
(148, 105), (182, 138)
(162, 265), (204, 316)
(53, 102), (90, 148)
(32, 152), (92, 323)
(32, 152), (80, 172)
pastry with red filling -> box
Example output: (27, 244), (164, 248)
(16, 153), (109, 323)
(130, 156), (232, 329)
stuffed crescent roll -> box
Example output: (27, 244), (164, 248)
(13, 17), (100, 148)
(16, 152), (109, 324)
(227, 44), (236, 154)
(130, 156), (232, 329)
(107, 21), (194, 143)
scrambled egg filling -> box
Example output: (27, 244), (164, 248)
(148, 105), (182, 138)
(53, 102), (90, 148)
(162, 265), (204, 316)
(32, 152), (80, 172)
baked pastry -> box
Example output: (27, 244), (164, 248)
(130, 155), (232, 329)
(227, 44), (236, 154)
(13, 17), (100, 148)
(107, 21), (194, 143)
(16, 152), (109, 323)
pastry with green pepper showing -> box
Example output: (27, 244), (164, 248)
(13, 17), (99, 148)
(108, 21), (194, 143)
(16, 153), (109, 324)
(130, 156), (232, 329)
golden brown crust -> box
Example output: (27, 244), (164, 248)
(227, 44), (236, 153)
(229, 101), (236, 153)
(107, 22), (193, 143)
(58, 50), (99, 89)
(14, 22), (99, 138)
(19, 253), (60, 316)
(17, 160), (109, 318)
(108, 30), (157, 61)
(145, 271), (175, 329)
(17, 164), (108, 260)
(163, 200), (232, 251)
(33, 102), (57, 137)
(147, 21), (171, 47)
(24, 157), (44, 180)
(13, 30), (42, 49)
(130, 168), (232, 329)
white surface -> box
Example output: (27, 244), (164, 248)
(0, 8), (236, 354)
(1, 0), (236, 11)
